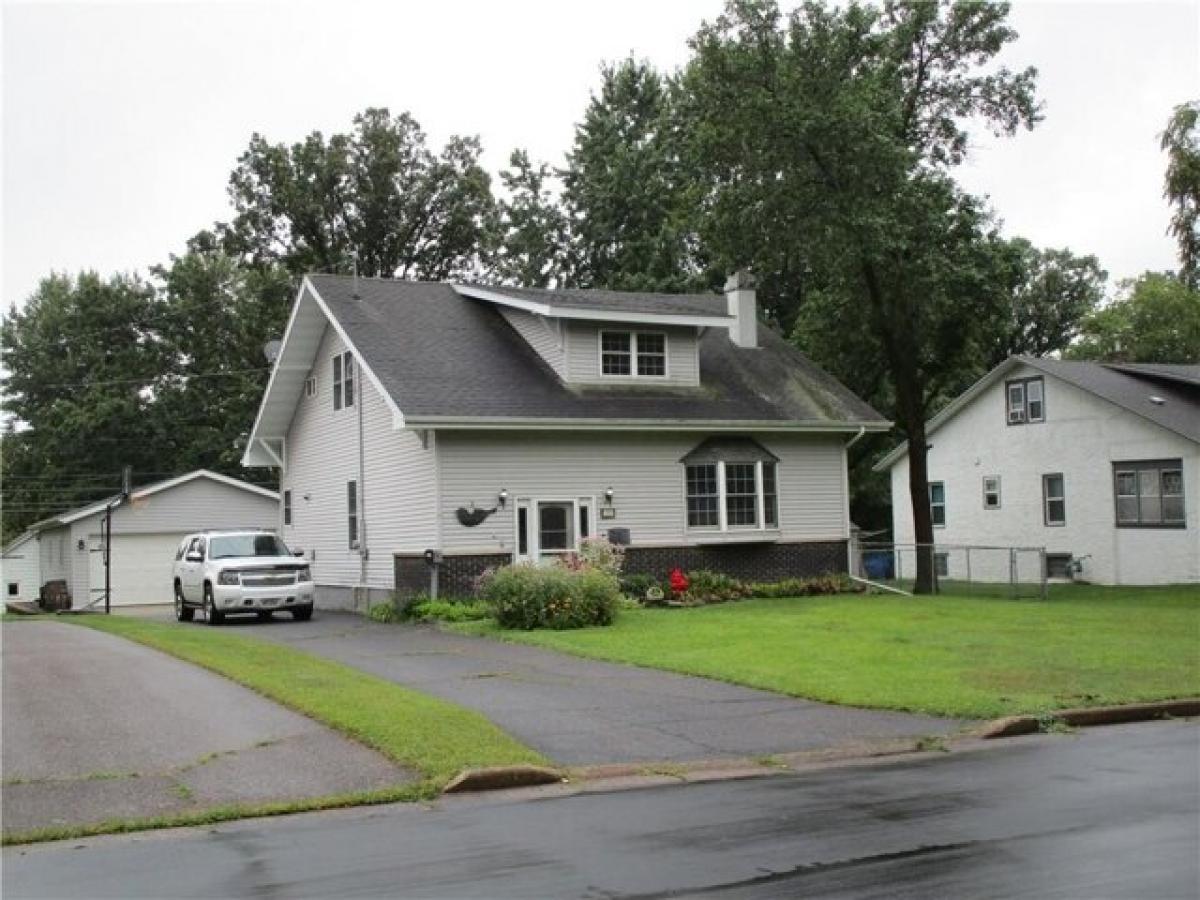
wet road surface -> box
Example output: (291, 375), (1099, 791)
(5, 719), (1197, 898)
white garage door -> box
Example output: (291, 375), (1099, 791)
(88, 532), (185, 606)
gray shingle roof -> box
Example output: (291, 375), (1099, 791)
(307, 275), (884, 428)
(1024, 358), (1200, 443)
(456, 283), (731, 318)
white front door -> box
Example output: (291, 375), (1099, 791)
(513, 498), (595, 564)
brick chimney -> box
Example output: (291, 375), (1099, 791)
(724, 271), (758, 349)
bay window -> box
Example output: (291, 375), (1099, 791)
(683, 438), (780, 533)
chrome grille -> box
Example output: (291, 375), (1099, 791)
(242, 573), (296, 588)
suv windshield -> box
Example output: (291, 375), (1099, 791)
(209, 534), (291, 560)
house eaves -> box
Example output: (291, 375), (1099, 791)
(403, 415), (892, 433)
(453, 284), (734, 328)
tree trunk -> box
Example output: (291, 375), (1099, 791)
(906, 416), (936, 594)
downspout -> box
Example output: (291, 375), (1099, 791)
(843, 426), (867, 575)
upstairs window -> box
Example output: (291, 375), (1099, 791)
(1006, 376), (1045, 425)
(332, 351), (355, 409)
(600, 331), (667, 377)
(283, 490), (292, 526)
(1114, 460), (1185, 527)
(682, 438), (779, 532)
(305, 377), (316, 398)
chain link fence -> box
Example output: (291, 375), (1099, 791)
(852, 542), (1048, 599)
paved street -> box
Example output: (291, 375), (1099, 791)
(132, 608), (963, 764)
(5, 720), (1197, 898)
(1, 621), (411, 835)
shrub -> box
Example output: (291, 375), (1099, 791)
(367, 598), (404, 623)
(561, 537), (625, 577)
(483, 564), (620, 630)
(746, 573), (859, 597)
(679, 570), (752, 605)
(408, 597), (491, 623)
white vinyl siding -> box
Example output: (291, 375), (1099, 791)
(436, 431), (847, 555)
(498, 308), (566, 377)
(563, 321), (700, 386)
(1, 535), (41, 602)
(284, 325), (437, 590)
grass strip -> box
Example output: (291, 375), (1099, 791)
(67, 615), (547, 783)
(452, 585), (1200, 719)
(2, 782), (430, 847)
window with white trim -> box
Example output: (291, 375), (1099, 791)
(1006, 376), (1045, 425)
(1114, 460), (1185, 527)
(683, 439), (780, 532)
(332, 351), (354, 409)
(982, 475), (1001, 510)
(1043, 473), (1065, 526)
(929, 482), (946, 527)
(600, 331), (667, 377)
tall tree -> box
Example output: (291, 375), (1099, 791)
(561, 59), (700, 291)
(150, 248), (294, 477)
(493, 149), (568, 287)
(682, 0), (1040, 591)
(988, 239), (1106, 366)
(1, 274), (169, 537)
(219, 108), (496, 280)
(1068, 272), (1200, 363)
(1162, 101), (1200, 288)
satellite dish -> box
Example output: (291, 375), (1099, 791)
(263, 340), (282, 364)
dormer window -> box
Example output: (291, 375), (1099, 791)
(600, 331), (667, 377)
(1005, 376), (1044, 425)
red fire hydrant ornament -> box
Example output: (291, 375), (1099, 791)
(669, 568), (689, 595)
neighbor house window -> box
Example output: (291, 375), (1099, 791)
(347, 480), (358, 548)
(683, 439), (780, 533)
(1006, 376), (1045, 425)
(332, 352), (354, 409)
(982, 476), (1001, 510)
(1043, 473), (1066, 526)
(7, 583), (17, 597)
(1114, 460), (1186, 527)
(305, 377), (316, 398)
(929, 482), (946, 527)
(600, 331), (667, 377)
(283, 490), (292, 526)
(934, 552), (949, 578)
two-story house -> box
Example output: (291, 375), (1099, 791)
(877, 358), (1199, 586)
(242, 274), (889, 610)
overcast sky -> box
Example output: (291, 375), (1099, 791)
(3, 0), (1197, 309)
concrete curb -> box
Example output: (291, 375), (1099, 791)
(442, 765), (564, 794)
(977, 699), (1200, 739)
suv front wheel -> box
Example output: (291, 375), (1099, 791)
(204, 584), (224, 625)
(174, 583), (194, 622)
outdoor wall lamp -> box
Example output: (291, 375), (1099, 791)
(604, 487), (615, 504)
(498, 488), (509, 508)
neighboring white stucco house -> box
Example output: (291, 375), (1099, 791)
(877, 358), (1200, 586)
(242, 274), (889, 610)
(1, 470), (279, 607)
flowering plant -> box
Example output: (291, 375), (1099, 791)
(669, 567), (690, 595)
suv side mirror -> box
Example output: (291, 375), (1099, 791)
(186, 551), (203, 563)
(292, 549), (305, 557)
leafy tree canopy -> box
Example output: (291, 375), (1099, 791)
(1068, 271), (1200, 363)
(1162, 101), (1200, 288)
(218, 108), (496, 280)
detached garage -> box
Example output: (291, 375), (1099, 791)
(6, 470), (278, 608)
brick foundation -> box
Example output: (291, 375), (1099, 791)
(396, 541), (847, 598)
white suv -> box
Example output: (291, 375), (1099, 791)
(173, 530), (314, 624)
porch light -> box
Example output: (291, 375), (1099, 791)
(604, 487), (615, 504)
(498, 488), (509, 508)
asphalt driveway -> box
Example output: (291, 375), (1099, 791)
(144, 609), (964, 765)
(1, 621), (411, 836)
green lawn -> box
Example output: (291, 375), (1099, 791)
(453, 585), (1200, 719)
(64, 616), (547, 787)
